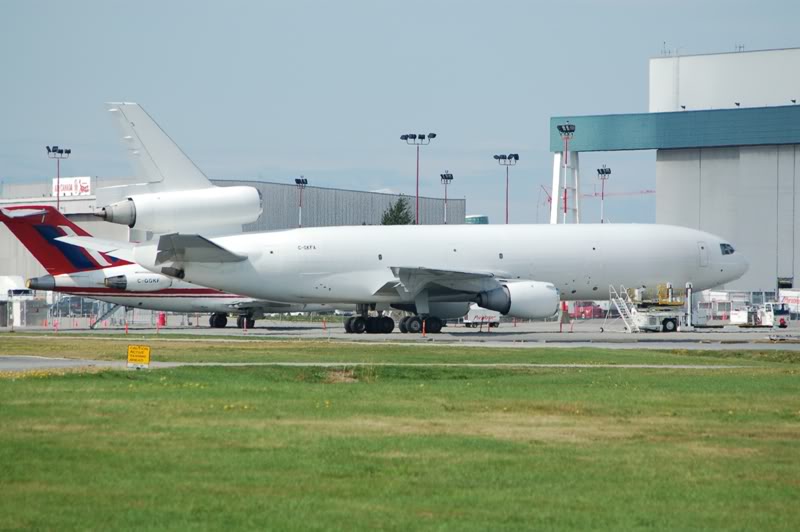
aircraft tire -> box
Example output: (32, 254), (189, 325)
(399, 316), (409, 333)
(236, 315), (245, 329)
(425, 316), (443, 334)
(365, 317), (379, 334)
(246, 317), (256, 329)
(380, 316), (395, 334)
(351, 316), (367, 334)
(210, 312), (228, 329)
(344, 317), (353, 333)
(406, 316), (422, 334)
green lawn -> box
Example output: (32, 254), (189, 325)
(1, 352), (799, 530)
(2, 333), (799, 366)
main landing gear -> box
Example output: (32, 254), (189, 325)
(398, 315), (442, 334)
(209, 312), (228, 328)
(344, 315), (395, 334)
(344, 303), (395, 334)
(343, 304), (445, 335)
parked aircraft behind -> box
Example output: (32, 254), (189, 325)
(0, 205), (335, 328)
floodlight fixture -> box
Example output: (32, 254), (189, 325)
(46, 143), (71, 211)
(494, 153), (520, 224)
(440, 171), (453, 224)
(400, 130), (438, 224)
(597, 165), (611, 223)
(556, 123), (575, 135)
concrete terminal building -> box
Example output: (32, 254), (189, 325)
(550, 47), (800, 299)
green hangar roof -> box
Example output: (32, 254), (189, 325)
(549, 105), (800, 152)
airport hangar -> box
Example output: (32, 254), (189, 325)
(0, 179), (466, 283)
(549, 47), (800, 304)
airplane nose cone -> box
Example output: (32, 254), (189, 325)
(729, 254), (749, 281)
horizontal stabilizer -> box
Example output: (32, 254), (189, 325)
(55, 236), (136, 262)
(0, 207), (48, 219)
(156, 233), (246, 265)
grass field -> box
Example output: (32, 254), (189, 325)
(1, 337), (799, 530)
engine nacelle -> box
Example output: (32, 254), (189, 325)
(104, 273), (174, 292)
(96, 186), (262, 234)
(476, 281), (560, 319)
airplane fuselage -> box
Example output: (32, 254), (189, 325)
(37, 264), (333, 315)
(140, 223), (748, 305)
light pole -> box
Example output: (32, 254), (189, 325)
(400, 132), (437, 224)
(440, 171), (453, 224)
(493, 153), (519, 224)
(46, 145), (71, 211)
(295, 176), (308, 228)
(556, 122), (575, 224)
(597, 165), (611, 223)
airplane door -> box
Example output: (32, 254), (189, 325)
(698, 242), (709, 267)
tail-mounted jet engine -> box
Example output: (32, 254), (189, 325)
(96, 186), (262, 234)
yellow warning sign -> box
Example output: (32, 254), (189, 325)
(127, 345), (151, 368)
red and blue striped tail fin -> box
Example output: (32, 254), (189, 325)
(0, 205), (131, 275)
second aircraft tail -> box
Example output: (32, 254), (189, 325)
(0, 206), (131, 275)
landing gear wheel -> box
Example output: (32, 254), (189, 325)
(662, 318), (677, 332)
(210, 313), (227, 328)
(350, 316), (367, 334)
(425, 316), (443, 334)
(365, 317), (379, 334)
(344, 317), (354, 333)
(399, 316), (410, 333)
(236, 315), (244, 328)
(245, 317), (255, 329)
(380, 316), (395, 334)
(406, 316), (423, 334)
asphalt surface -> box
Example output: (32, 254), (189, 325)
(2, 319), (797, 372)
(5, 318), (798, 348)
(0, 356), (751, 373)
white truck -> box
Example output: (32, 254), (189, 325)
(463, 303), (501, 328)
(730, 303), (790, 328)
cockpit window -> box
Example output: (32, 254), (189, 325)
(720, 243), (735, 255)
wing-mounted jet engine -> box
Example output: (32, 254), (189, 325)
(476, 281), (560, 319)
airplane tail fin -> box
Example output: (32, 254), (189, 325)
(105, 102), (213, 191)
(0, 206), (131, 275)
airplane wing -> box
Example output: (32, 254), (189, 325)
(55, 236), (136, 262)
(106, 102), (212, 191)
(381, 266), (503, 298)
(155, 233), (246, 264)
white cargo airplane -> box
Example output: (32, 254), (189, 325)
(64, 102), (748, 334)
(1, 205), (337, 328)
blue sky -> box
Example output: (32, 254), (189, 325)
(1, 0), (798, 223)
